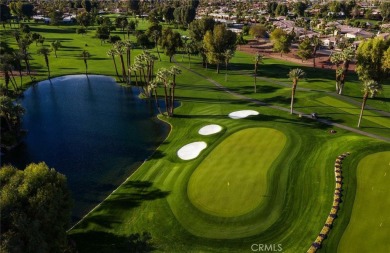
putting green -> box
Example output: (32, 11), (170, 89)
(338, 151), (390, 253)
(317, 96), (390, 128)
(187, 128), (286, 217)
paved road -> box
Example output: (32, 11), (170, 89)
(173, 59), (390, 143)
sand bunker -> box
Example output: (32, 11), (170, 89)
(198, 124), (222, 135)
(177, 142), (207, 160)
(228, 110), (259, 119)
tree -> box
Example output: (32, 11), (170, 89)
(173, 6), (196, 28)
(20, 3), (34, 20)
(0, 4), (11, 29)
(249, 24), (267, 40)
(0, 54), (18, 95)
(0, 162), (72, 253)
(76, 11), (94, 29)
(356, 37), (390, 83)
(188, 17), (215, 67)
(0, 95), (25, 142)
(236, 33), (247, 50)
(275, 3), (288, 16)
(311, 36), (322, 67)
(270, 28), (291, 57)
(253, 52), (263, 93)
(159, 28), (182, 62)
(80, 50), (90, 75)
(48, 10), (64, 26)
(107, 48), (120, 78)
(380, 2), (390, 21)
(114, 42), (127, 80)
(223, 49), (234, 81)
(76, 27), (87, 36)
(288, 68), (305, 114)
(128, 0), (140, 15)
(382, 47), (390, 71)
(156, 67), (171, 116)
(330, 47), (355, 94)
(50, 40), (62, 58)
(168, 66), (182, 116)
(95, 25), (110, 45)
(297, 37), (313, 62)
(203, 24), (237, 73)
(357, 80), (382, 127)
(162, 6), (175, 24)
(150, 30), (161, 61)
(37, 47), (51, 78)
(155, 66), (181, 117)
(294, 2), (307, 17)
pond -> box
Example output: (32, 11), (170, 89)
(1, 75), (170, 222)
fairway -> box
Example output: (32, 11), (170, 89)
(188, 128), (286, 217)
(317, 96), (390, 128)
(338, 151), (390, 253)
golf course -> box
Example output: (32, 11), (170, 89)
(1, 15), (389, 253)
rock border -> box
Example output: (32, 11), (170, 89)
(307, 152), (351, 253)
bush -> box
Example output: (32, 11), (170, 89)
(109, 35), (121, 44)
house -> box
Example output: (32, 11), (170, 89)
(321, 37), (338, 48)
(345, 30), (374, 39)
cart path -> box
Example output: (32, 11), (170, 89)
(174, 59), (390, 143)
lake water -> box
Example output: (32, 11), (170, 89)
(1, 75), (170, 222)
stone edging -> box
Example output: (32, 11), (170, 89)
(307, 152), (350, 253)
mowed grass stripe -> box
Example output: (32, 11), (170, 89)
(338, 151), (390, 253)
(317, 96), (390, 128)
(188, 128), (286, 217)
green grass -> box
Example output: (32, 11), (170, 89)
(318, 96), (390, 128)
(188, 127), (286, 218)
(338, 151), (390, 253)
(1, 20), (390, 253)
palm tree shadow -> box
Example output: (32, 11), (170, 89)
(70, 230), (156, 253)
(76, 180), (169, 230)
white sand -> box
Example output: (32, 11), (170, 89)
(198, 124), (222, 135)
(177, 141), (207, 160)
(228, 110), (259, 119)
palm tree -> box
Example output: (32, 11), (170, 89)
(80, 50), (90, 75)
(330, 47), (355, 95)
(311, 36), (322, 68)
(122, 40), (133, 69)
(223, 49), (234, 82)
(50, 40), (62, 58)
(357, 80), (382, 128)
(12, 51), (24, 89)
(107, 49), (120, 79)
(156, 68), (171, 116)
(149, 79), (162, 115)
(151, 30), (161, 61)
(169, 66), (182, 116)
(288, 68), (306, 114)
(253, 52), (263, 93)
(114, 42), (127, 81)
(37, 47), (51, 78)
(0, 54), (15, 95)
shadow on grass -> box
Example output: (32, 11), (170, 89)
(102, 180), (169, 211)
(70, 231), (155, 253)
(262, 95), (294, 105)
(174, 95), (249, 105)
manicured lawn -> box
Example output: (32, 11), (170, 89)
(338, 151), (390, 253)
(318, 96), (390, 128)
(188, 127), (286, 217)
